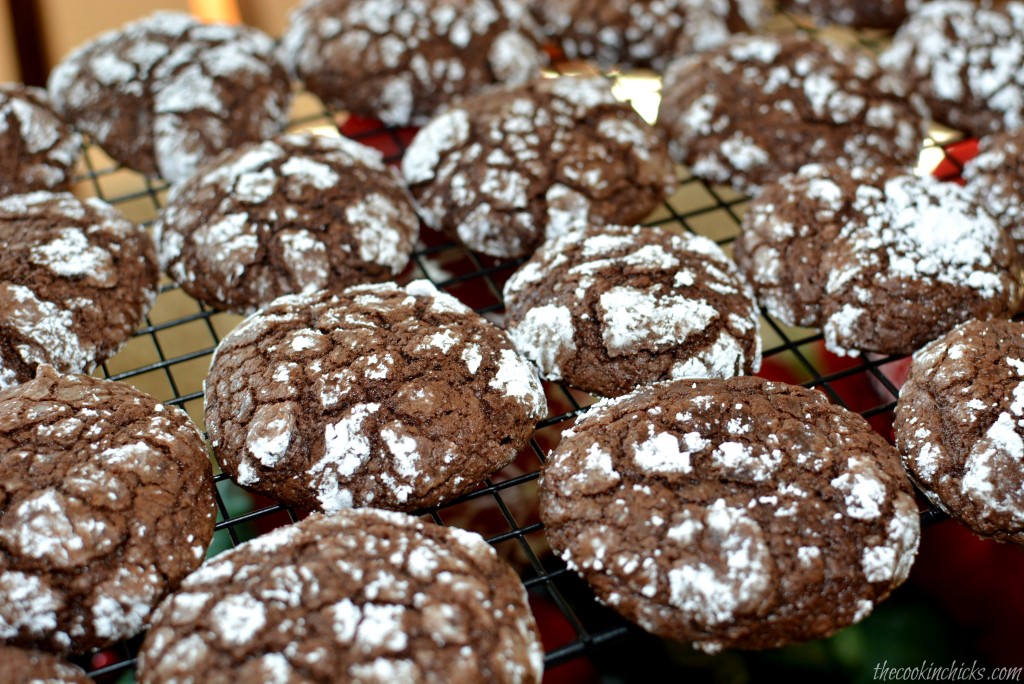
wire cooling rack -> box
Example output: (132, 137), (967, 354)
(62, 12), (969, 683)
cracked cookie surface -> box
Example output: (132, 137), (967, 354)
(540, 376), (919, 653)
(504, 224), (761, 397)
(896, 319), (1024, 544)
(0, 366), (216, 654)
(47, 11), (291, 183)
(138, 508), (544, 683)
(282, 0), (542, 127)
(156, 132), (419, 314)
(658, 34), (921, 195)
(0, 191), (159, 390)
(0, 84), (81, 196)
(402, 76), (675, 258)
(734, 163), (1021, 357)
(205, 280), (547, 514)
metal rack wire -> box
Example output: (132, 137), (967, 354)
(60, 14), (967, 682)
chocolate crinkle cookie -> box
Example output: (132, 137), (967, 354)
(205, 280), (547, 514)
(962, 127), (1024, 257)
(658, 34), (922, 195)
(733, 163), (1021, 357)
(532, 0), (769, 71)
(0, 366), (216, 654)
(0, 84), (81, 196)
(156, 132), (419, 314)
(881, 1), (1024, 137)
(138, 509), (544, 683)
(0, 191), (159, 390)
(896, 319), (1024, 544)
(504, 225), (761, 398)
(282, 0), (543, 127)
(47, 11), (291, 184)
(402, 76), (676, 258)
(0, 645), (91, 683)
(777, 0), (925, 28)
(540, 376), (920, 653)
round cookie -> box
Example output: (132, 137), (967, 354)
(777, 0), (923, 28)
(281, 0), (543, 127)
(895, 319), (1024, 544)
(532, 0), (769, 72)
(503, 225), (761, 398)
(0, 84), (81, 196)
(733, 163), (1022, 357)
(962, 127), (1024, 257)
(205, 280), (547, 514)
(0, 645), (90, 683)
(138, 509), (543, 683)
(0, 366), (216, 654)
(0, 191), (159, 390)
(402, 76), (676, 258)
(880, 1), (1024, 137)
(658, 34), (922, 195)
(540, 376), (920, 653)
(155, 132), (420, 314)
(47, 11), (291, 183)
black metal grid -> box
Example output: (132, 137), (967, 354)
(62, 14), (966, 681)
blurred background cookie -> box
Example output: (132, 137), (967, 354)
(282, 0), (543, 127)
(47, 11), (291, 183)
(156, 132), (419, 314)
(0, 83), (80, 196)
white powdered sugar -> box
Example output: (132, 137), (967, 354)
(488, 349), (547, 418)
(709, 441), (781, 482)
(632, 426), (699, 474)
(0, 571), (63, 639)
(347, 193), (415, 272)
(30, 228), (115, 281)
(505, 305), (575, 380)
(210, 593), (267, 646)
(310, 403), (381, 512)
(831, 457), (887, 520)
(960, 375), (1024, 523)
(599, 286), (718, 354)
(666, 501), (772, 627)
(401, 108), (471, 184)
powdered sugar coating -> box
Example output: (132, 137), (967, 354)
(403, 76), (675, 258)
(0, 84), (81, 196)
(881, 1), (1024, 136)
(532, 0), (769, 71)
(0, 367), (215, 653)
(895, 319), (1024, 543)
(47, 11), (291, 182)
(540, 376), (920, 652)
(156, 132), (419, 314)
(0, 191), (159, 389)
(138, 509), (543, 683)
(282, 0), (542, 127)
(504, 225), (760, 397)
(735, 163), (1021, 357)
(962, 127), (1024, 256)
(206, 281), (546, 514)
(659, 34), (922, 195)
